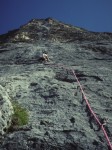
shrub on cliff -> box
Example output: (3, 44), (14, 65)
(8, 102), (29, 132)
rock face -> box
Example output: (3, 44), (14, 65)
(0, 18), (112, 150)
(0, 85), (14, 135)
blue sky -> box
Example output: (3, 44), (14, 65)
(0, 0), (112, 34)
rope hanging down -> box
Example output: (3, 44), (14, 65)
(45, 63), (112, 149)
(72, 69), (112, 150)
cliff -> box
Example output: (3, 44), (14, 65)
(0, 18), (112, 150)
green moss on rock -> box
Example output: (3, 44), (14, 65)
(12, 102), (29, 126)
(7, 102), (29, 133)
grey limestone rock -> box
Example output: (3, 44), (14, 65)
(0, 85), (14, 135)
(0, 18), (112, 150)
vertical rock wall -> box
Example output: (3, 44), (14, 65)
(0, 85), (14, 135)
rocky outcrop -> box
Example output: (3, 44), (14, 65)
(0, 85), (14, 135)
(0, 18), (112, 44)
(0, 18), (112, 150)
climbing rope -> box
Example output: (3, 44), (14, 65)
(44, 62), (112, 149)
(72, 69), (112, 150)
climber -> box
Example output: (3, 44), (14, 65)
(42, 52), (49, 62)
(39, 51), (50, 62)
(42, 53), (49, 61)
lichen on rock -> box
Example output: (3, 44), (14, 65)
(0, 18), (112, 150)
(0, 85), (14, 135)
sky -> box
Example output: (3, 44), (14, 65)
(0, 0), (112, 35)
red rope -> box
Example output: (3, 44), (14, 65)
(45, 63), (112, 149)
(72, 69), (112, 150)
